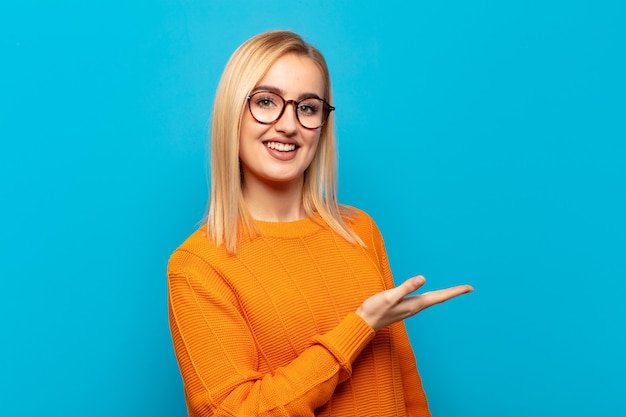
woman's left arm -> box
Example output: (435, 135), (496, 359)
(369, 219), (432, 417)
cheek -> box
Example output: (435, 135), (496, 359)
(239, 113), (258, 141)
(304, 133), (322, 165)
(307, 130), (322, 148)
(239, 114), (269, 153)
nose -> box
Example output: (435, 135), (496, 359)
(274, 101), (299, 134)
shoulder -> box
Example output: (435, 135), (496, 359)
(168, 224), (230, 276)
(340, 204), (376, 227)
(340, 205), (384, 244)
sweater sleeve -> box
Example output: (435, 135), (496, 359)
(168, 251), (375, 417)
(368, 217), (432, 417)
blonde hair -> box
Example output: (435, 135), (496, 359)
(206, 30), (363, 253)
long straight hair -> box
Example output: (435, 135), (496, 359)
(206, 30), (364, 253)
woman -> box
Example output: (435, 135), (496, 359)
(168, 30), (472, 417)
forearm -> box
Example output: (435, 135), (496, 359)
(169, 273), (374, 416)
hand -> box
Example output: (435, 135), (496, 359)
(355, 276), (473, 332)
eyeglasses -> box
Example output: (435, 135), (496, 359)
(247, 90), (335, 130)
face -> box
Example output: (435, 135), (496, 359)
(239, 53), (325, 191)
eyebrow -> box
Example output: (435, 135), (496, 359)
(252, 85), (323, 100)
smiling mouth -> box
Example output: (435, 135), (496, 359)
(264, 141), (298, 152)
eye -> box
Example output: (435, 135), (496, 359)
(254, 95), (279, 109)
(298, 99), (321, 116)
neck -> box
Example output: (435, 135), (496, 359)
(242, 177), (306, 222)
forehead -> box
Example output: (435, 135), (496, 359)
(255, 53), (325, 97)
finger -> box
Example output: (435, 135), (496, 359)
(418, 285), (473, 310)
(395, 275), (426, 298)
(383, 276), (425, 307)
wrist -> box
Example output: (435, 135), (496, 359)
(355, 307), (377, 332)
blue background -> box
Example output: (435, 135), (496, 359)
(1, 1), (624, 416)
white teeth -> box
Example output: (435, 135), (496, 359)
(265, 141), (296, 152)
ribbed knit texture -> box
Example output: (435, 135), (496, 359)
(168, 208), (431, 416)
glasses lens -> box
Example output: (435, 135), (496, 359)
(297, 98), (325, 129)
(249, 91), (283, 124)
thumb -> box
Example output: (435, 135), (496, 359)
(396, 275), (426, 298)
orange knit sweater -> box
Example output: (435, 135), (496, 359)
(168, 208), (431, 416)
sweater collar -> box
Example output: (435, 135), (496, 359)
(254, 212), (326, 238)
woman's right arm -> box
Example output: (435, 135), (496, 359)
(168, 257), (375, 417)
